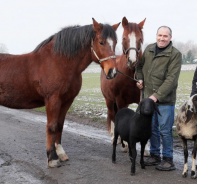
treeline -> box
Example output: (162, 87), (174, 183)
(173, 40), (197, 64)
(143, 40), (197, 64)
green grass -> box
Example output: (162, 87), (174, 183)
(35, 69), (195, 127)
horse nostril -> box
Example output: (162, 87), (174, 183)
(114, 71), (117, 78)
(127, 57), (132, 63)
(108, 68), (113, 76)
(106, 68), (116, 79)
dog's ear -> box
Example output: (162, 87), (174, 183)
(136, 102), (141, 113)
(154, 103), (161, 116)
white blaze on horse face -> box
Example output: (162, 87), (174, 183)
(107, 38), (114, 52)
(128, 32), (137, 63)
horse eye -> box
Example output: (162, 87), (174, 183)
(99, 42), (104, 45)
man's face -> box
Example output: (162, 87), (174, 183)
(156, 27), (172, 48)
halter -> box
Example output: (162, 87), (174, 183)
(122, 46), (141, 70)
(91, 39), (116, 64)
(123, 47), (141, 58)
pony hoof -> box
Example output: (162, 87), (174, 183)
(121, 146), (128, 153)
(59, 154), (69, 162)
(182, 172), (187, 178)
(191, 171), (196, 179)
(131, 172), (135, 176)
(48, 159), (61, 168)
(144, 150), (150, 157)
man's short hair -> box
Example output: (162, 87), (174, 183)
(157, 26), (172, 36)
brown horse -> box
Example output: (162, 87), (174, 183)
(101, 17), (145, 138)
(0, 18), (120, 168)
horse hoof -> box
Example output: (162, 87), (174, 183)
(144, 150), (150, 157)
(59, 154), (69, 162)
(182, 172), (187, 178)
(48, 159), (61, 168)
(191, 171), (196, 179)
(121, 146), (128, 153)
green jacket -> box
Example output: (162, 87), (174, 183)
(137, 42), (182, 105)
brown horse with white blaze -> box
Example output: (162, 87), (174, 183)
(101, 17), (145, 137)
(0, 18), (120, 168)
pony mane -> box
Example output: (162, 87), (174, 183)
(33, 24), (117, 58)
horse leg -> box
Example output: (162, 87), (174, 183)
(105, 98), (115, 143)
(110, 120), (114, 144)
(144, 141), (150, 157)
(46, 96), (62, 168)
(55, 99), (74, 162)
(181, 137), (188, 178)
(191, 135), (197, 179)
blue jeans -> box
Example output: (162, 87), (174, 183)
(150, 105), (175, 158)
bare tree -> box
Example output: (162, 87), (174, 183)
(173, 40), (197, 56)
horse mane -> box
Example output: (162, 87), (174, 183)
(33, 35), (54, 53)
(33, 24), (117, 58)
(128, 23), (144, 43)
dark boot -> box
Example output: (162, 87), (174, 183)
(156, 156), (176, 171)
(144, 153), (161, 166)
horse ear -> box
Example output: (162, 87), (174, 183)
(112, 22), (121, 31)
(92, 18), (103, 33)
(122, 17), (128, 28)
(138, 18), (146, 29)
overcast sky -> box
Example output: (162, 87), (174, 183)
(0, 0), (197, 54)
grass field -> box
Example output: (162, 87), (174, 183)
(36, 68), (195, 126)
(71, 70), (194, 123)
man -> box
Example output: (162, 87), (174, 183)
(136, 26), (182, 171)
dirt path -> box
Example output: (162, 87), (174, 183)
(0, 106), (196, 184)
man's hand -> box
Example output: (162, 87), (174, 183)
(149, 95), (157, 102)
(136, 80), (143, 89)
